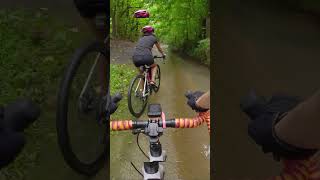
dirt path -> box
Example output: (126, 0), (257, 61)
(110, 39), (136, 64)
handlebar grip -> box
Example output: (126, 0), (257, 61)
(110, 120), (133, 131)
(174, 116), (204, 128)
(174, 112), (210, 133)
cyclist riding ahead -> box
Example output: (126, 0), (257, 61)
(132, 25), (166, 89)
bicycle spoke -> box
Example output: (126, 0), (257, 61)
(79, 53), (100, 100)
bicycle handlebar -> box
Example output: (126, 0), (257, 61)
(110, 112), (210, 131)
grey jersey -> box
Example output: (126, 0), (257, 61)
(133, 35), (158, 56)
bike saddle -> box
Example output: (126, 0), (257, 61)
(139, 66), (151, 73)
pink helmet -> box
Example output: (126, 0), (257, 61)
(141, 26), (154, 33)
(134, 10), (150, 18)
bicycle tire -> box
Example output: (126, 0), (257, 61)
(56, 41), (109, 176)
(153, 64), (161, 93)
(128, 74), (148, 118)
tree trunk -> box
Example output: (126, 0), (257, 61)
(206, 16), (210, 38)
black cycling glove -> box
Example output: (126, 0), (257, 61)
(0, 98), (40, 169)
(0, 131), (25, 169)
(108, 93), (122, 114)
(3, 99), (41, 132)
(240, 91), (317, 160)
(185, 91), (209, 112)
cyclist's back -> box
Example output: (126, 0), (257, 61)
(133, 34), (158, 57)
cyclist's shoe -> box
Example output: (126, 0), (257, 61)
(269, 154), (320, 180)
(240, 91), (317, 160)
(3, 99), (40, 132)
(185, 90), (209, 112)
(149, 81), (157, 92)
(0, 131), (25, 169)
(135, 89), (143, 97)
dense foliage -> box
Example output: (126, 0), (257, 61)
(0, 9), (135, 179)
(111, 0), (211, 65)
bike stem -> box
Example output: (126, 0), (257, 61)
(142, 120), (166, 180)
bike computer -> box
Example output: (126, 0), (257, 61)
(147, 104), (162, 118)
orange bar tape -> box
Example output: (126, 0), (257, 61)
(110, 112), (211, 134)
(110, 120), (133, 131)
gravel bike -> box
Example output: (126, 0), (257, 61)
(110, 103), (210, 180)
(128, 56), (165, 117)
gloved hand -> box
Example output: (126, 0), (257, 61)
(185, 91), (209, 112)
(0, 98), (40, 169)
(0, 131), (25, 169)
(3, 99), (41, 132)
(108, 93), (122, 114)
(240, 90), (317, 160)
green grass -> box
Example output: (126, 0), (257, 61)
(0, 9), (87, 180)
(0, 9), (136, 179)
(110, 64), (136, 136)
(0, 9), (88, 180)
(192, 38), (210, 66)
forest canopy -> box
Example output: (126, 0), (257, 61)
(111, 0), (210, 65)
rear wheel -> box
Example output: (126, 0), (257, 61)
(128, 75), (148, 117)
(56, 41), (109, 176)
(153, 64), (161, 93)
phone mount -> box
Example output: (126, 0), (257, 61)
(142, 104), (166, 180)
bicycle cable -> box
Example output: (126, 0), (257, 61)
(137, 132), (149, 159)
(130, 161), (143, 177)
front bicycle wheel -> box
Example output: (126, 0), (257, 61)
(57, 41), (109, 176)
(128, 74), (148, 117)
(153, 64), (161, 93)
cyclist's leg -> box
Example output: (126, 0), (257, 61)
(132, 56), (145, 92)
(150, 63), (157, 84)
(142, 54), (156, 84)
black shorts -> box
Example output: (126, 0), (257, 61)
(74, 0), (107, 18)
(132, 55), (154, 67)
